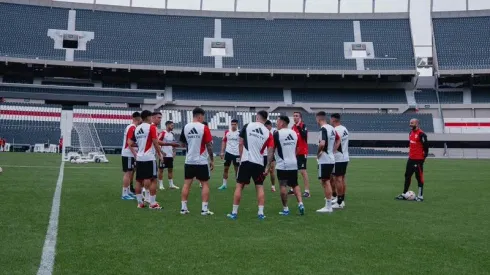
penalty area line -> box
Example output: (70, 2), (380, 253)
(36, 161), (65, 275)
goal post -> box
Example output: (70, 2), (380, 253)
(64, 120), (109, 163)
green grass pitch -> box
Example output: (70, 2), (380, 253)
(1, 152), (489, 275)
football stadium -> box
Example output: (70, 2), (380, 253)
(1, 0), (490, 274)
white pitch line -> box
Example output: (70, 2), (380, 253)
(36, 161), (65, 275)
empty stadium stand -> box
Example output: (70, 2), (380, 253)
(301, 113), (434, 133)
(359, 19), (415, 70)
(414, 90), (464, 104)
(292, 89), (407, 103)
(471, 88), (490, 103)
(0, 3), (66, 60)
(0, 84), (157, 103)
(0, 3), (415, 71)
(433, 16), (490, 70)
(173, 86), (284, 102)
(75, 9), (215, 66)
(0, 102), (61, 145)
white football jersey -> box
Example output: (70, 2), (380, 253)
(121, 123), (136, 157)
(158, 130), (175, 157)
(334, 125), (349, 162)
(134, 122), (158, 162)
(317, 124), (338, 165)
(180, 122), (213, 165)
(273, 129), (298, 170)
(239, 122), (273, 166)
(224, 129), (240, 156)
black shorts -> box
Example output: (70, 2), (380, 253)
(122, 156), (135, 172)
(277, 170), (298, 187)
(318, 164), (335, 180)
(159, 157), (174, 169)
(296, 155), (307, 170)
(184, 164), (210, 181)
(136, 160), (157, 180)
(237, 161), (266, 185)
(224, 152), (240, 167)
(333, 162), (348, 176)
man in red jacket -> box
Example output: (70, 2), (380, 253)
(396, 118), (429, 202)
(292, 112), (310, 197)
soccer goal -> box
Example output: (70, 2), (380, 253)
(64, 121), (109, 163)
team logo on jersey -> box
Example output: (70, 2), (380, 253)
(252, 128), (264, 135)
(284, 134), (296, 146)
(136, 128), (145, 135)
(343, 131), (348, 137)
(187, 127), (200, 139)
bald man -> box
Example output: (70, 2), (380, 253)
(395, 118), (429, 202)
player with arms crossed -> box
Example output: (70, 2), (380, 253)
(331, 113), (349, 209)
(227, 110), (274, 220)
(315, 111), (340, 213)
(157, 120), (180, 190)
(218, 119), (240, 190)
(179, 108), (215, 215)
(263, 120), (277, 192)
(130, 110), (163, 209)
(292, 112), (310, 197)
(121, 112), (141, 200)
(273, 116), (305, 216)
(395, 118), (429, 202)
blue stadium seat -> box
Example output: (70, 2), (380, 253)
(301, 113), (434, 133)
(0, 85), (155, 98)
(292, 89), (407, 103)
(471, 88), (490, 103)
(433, 16), (490, 70)
(75, 10), (215, 67)
(0, 3), (66, 60)
(173, 86), (284, 102)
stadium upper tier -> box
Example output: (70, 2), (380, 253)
(433, 16), (490, 70)
(0, 3), (415, 72)
(173, 86), (284, 102)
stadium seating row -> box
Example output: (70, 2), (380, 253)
(0, 3), (414, 70)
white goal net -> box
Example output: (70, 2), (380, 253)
(64, 121), (109, 163)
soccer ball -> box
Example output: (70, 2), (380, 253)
(70, 159), (76, 164)
(0, 167), (3, 174)
(405, 191), (416, 200)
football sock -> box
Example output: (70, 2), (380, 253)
(158, 180), (163, 186)
(298, 202), (304, 207)
(418, 186), (423, 197)
(332, 192), (337, 197)
(283, 206), (289, 212)
(222, 179), (227, 186)
(325, 199), (332, 209)
(232, 204), (239, 214)
(202, 202), (208, 212)
(150, 195), (156, 205)
(338, 195), (344, 204)
(129, 182), (135, 193)
(258, 205), (264, 215)
(136, 194), (143, 204)
(305, 189), (310, 193)
(169, 179), (174, 186)
(122, 187), (127, 196)
(181, 201), (188, 210)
